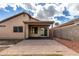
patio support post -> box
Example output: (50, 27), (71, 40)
(24, 23), (26, 39)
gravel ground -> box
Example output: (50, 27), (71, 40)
(0, 39), (23, 52)
(55, 37), (79, 53)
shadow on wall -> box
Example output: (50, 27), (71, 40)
(49, 29), (54, 39)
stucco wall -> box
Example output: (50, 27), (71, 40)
(54, 24), (79, 40)
(0, 14), (29, 39)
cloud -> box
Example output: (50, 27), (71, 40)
(68, 3), (79, 16)
(0, 3), (79, 24)
(62, 7), (70, 16)
(35, 3), (46, 6)
(0, 3), (36, 12)
(0, 3), (9, 12)
(0, 3), (8, 9)
(8, 3), (18, 11)
(36, 5), (57, 19)
(54, 16), (69, 23)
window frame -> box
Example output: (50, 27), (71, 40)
(0, 25), (6, 27)
(32, 27), (38, 34)
(13, 26), (23, 32)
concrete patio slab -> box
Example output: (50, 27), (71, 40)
(0, 39), (78, 56)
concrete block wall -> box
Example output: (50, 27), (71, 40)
(53, 25), (79, 40)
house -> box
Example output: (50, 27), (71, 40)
(0, 12), (53, 39)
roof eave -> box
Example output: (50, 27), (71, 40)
(23, 21), (54, 26)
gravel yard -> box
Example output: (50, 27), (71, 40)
(55, 37), (79, 53)
(0, 39), (22, 52)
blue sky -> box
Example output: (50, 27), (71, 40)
(0, 3), (79, 24)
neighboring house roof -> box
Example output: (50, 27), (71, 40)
(54, 18), (79, 28)
(0, 12), (40, 23)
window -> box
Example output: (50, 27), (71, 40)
(13, 26), (23, 32)
(0, 25), (6, 27)
(32, 27), (38, 34)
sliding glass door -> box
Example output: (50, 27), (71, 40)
(40, 27), (48, 37)
(29, 26), (48, 37)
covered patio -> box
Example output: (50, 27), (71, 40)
(24, 21), (53, 39)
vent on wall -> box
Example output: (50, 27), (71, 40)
(0, 25), (6, 27)
(23, 14), (26, 17)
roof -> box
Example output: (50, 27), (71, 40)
(59, 18), (79, 26)
(23, 21), (54, 26)
(53, 18), (79, 28)
(0, 12), (39, 23)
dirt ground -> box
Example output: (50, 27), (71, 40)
(0, 39), (22, 52)
(55, 37), (79, 53)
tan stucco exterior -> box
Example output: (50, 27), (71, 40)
(0, 12), (53, 39)
(0, 13), (29, 39)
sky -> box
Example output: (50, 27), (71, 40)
(0, 3), (79, 24)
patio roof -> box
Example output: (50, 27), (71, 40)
(23, 21), (54, 26)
